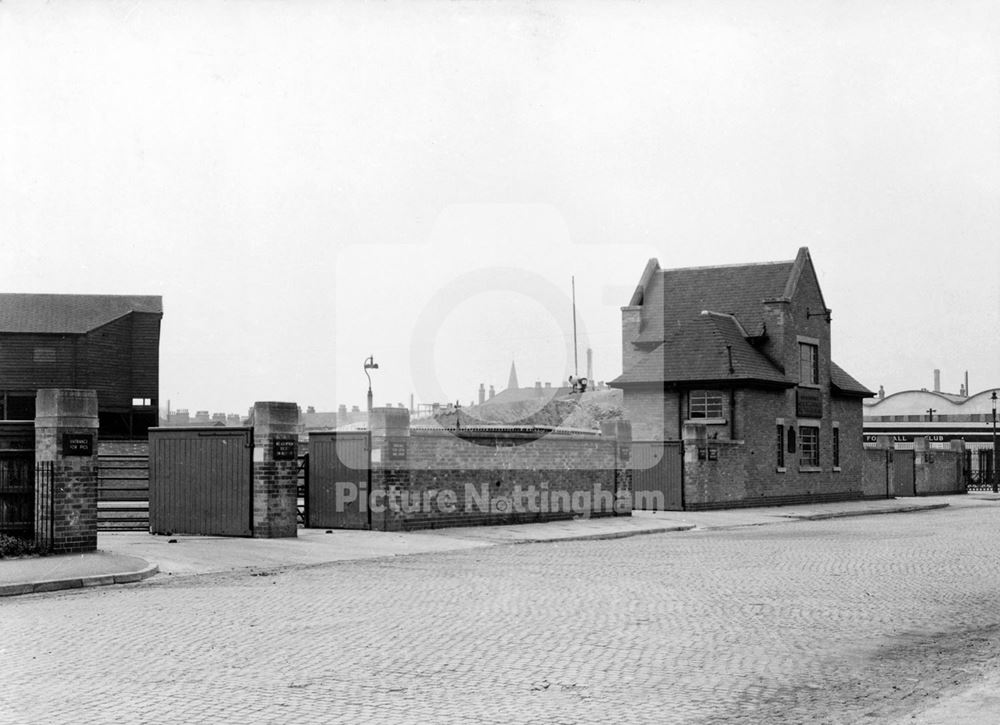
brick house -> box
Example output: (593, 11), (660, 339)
(609, 248), (873, 509)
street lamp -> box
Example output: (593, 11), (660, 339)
(991, 391), (997, 493)
(364, 355), (379, 413)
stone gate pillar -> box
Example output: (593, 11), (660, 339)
(252, 401), (299, 538)
(34, 389), (99, 554)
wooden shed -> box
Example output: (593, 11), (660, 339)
(0, 294), (162, 438)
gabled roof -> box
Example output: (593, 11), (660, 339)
(612, 312), (790, 387)
(830, 361), (874, 398)
(635, 259), (795, 342)
(0, 294), (163, 334)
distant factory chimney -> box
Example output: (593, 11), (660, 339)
(966, 371), (970, 397)
(934, 369), (941, 393)
(586, 347), (593, 382)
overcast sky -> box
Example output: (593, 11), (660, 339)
(2, 1), (998, 414)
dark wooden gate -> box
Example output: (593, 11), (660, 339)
(307, 431), (371, 529)
(893, 449), (915, 497)
(631, 440), (683, 511)
(148, 427), (253, 536)
(0, 422), (35, 537)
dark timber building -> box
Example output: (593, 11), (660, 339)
(0, 294), (162, 438)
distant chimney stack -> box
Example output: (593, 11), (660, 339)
(488, 385), (495, 399)
(478, 383), (485, 405)
(934, 369), (941, 393)
(878, 385), (885, 399)
(586, 348), (593, 381)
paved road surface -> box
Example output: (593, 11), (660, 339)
(4, 500), (1000, 724)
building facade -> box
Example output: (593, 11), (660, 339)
(0, 294), (162, 437)
(610, 248), (873, 508)
(863, 385), (999, 483)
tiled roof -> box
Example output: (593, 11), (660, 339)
(636, 260), (794, 342)
(612, 312), (789, 386)
(830, 361), (874, 397)
(0, 294), (163, 334)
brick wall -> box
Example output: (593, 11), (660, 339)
(623, 387), (680, 440)
(621, 306), (642, 373)
(682, 389), (866, 509)
(370, 419), (626, 531)
(915, 440), (966, 495)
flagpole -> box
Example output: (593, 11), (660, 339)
(572, 276), (579, 378)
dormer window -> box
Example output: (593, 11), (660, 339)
(799, 342), (819, 386)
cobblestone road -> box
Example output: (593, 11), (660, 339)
(5, 502), (1000, 724)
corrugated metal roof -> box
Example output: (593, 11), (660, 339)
(0, 294), (162, 334)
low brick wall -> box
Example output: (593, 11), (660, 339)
(682, 438), (864, 510)
(915, 448), (965, 495)
(369, 414), (628, 531)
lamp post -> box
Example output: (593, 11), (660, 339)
(991, 391), (997, 493)
(364, 355), (379, 414)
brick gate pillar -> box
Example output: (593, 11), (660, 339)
(251, 401), (299, 538)
(369, 407), (411, 532)
(34, 389), (99, 554)
(601, 419), (633, 514)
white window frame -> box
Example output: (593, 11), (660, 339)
(799, 424), (820, 468)
(798, 340), (820, 387)
(688, 390), (726, 422)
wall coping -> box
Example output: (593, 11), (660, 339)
(408, 428), (607, 443)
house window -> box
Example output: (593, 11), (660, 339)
(132, 398), (153, 407)
(776, 424), (785, 468)
(787, 427), (796, 454)
(799, 343), (819, 385)
(689, 390), (725, 420)
(833, 426), (840, 468)
(800, 425), (820, 467)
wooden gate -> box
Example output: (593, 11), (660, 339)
(0, 422), (35, 537)
(893, 449), (916, 497)
(631, 440), (683, 511)
(149, 427), (253, 536)
(307, 431), (371, 529)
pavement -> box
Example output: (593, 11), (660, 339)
(0, 495), (963, 597)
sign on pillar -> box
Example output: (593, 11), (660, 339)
(251, 401), (300, 538)
(34, 389), (100, 554)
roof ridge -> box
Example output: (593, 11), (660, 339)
(662, 259), (794, 273)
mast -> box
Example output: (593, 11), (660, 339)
(572, 276), (579, 377)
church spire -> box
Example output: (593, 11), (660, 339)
(507, 361), (519, 391)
